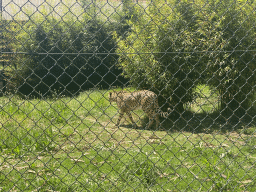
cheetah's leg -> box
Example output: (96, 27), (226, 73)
(116, 112), (124, 126)
(127, 112), (137, 127)
(155, 113), (160, 129)
(146, 113), (159, 130)
(146, 117), (154, 129)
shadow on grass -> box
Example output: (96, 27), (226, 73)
(129, 107), (256, 134)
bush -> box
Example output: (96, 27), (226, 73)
(115, 0), (205, 114)
(10, 2), (126, 97)
(204, 0), (256, 116)
(114, 0), (137, 39)
(116, 0), (256, 117)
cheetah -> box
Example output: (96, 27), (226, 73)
(109, 90), (171, 129)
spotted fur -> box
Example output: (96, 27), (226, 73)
(109, 90), (171, 129)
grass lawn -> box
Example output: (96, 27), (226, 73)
(0, 87), (255, 191)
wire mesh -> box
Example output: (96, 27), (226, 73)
(0, 0), (256, 191)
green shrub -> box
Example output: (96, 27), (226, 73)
(10, 2), (126, 97)
(121, 158), (159, 187)
(115, 0), (206, 114)
(205, 0), (256, 116)
(116, 0), (256, 117)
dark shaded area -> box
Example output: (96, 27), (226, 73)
(125, 108), (256, 135)
(15, 21), (128, 98)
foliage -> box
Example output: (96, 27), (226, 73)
(115, 0), (205, 114)
(121, 158), (159, 187)
(204, 0), (256, 116)
(114, 0), (137, 39)
(0, 20), (20, 93)
(115, 0), (256, 116)
(4, 0), (256, 112)
(10, 1), (125, 97)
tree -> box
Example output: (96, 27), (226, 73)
(116, 0), (256, 119)
(11, 1), (124, 97)
(115, 0), (204, 116)
(115, 0), (137, 39)
(205, 0), (256, 117)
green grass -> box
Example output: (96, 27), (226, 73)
(0, 87), (255, 191)
(185, 85), (220, 113)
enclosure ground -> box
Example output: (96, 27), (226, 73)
(0, 89), (255, 191)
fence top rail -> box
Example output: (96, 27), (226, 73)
(1, 50), (256, 55)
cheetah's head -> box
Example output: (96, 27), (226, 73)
(109, 91), (124, 103)
(109, 92), (117, 103)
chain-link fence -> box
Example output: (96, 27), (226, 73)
(0, 0), (256, 191)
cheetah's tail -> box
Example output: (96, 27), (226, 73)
(159, 108), (172, 118)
